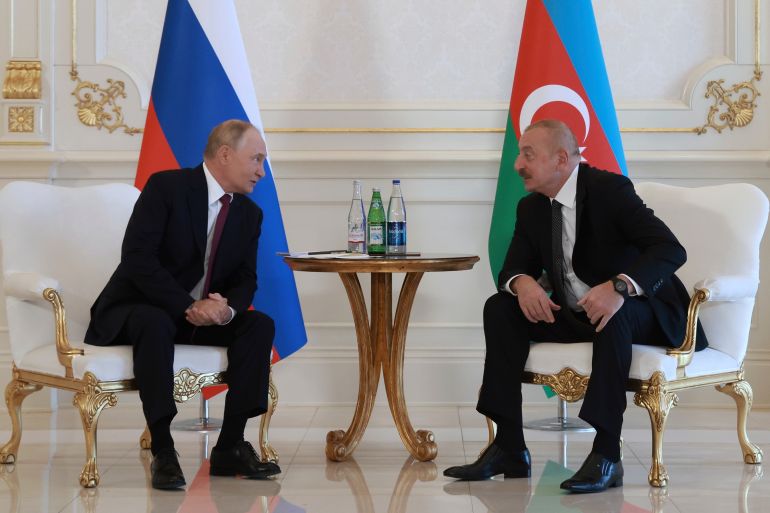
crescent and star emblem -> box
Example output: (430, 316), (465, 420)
(519, 84), (589, 158)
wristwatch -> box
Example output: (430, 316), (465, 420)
(610, 276), (630, 299)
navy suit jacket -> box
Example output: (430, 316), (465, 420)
(85, 165), (262, 346)
(498, 163), (707, 350)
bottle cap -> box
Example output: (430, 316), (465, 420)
(372, 187), (380, 192)
(353, 179), (361, 185)
(392, 179), (400, 184)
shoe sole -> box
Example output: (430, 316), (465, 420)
(152, 479), (186, 490)
(561, 477), (623, 493)
(443, 469), (531, 481)
(210, 467), (281, 479)
(503, 469), (531, 478)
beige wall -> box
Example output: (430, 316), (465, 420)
(1, 0), (769, 412)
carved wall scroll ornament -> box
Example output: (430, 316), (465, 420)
(69, 0), (142, 136)
(70, 70), (143, 135)
(697, 70), (763, 134)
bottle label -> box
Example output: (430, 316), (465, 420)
(348, 225), (365, 242)
(369, 224), (384, 245)
(387, 222), (406, 246)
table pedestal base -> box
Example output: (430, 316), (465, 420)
(325, 272), (438, 462)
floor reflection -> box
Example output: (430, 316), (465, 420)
(0, 425), (765, 513)
(325, 456), (438, 513)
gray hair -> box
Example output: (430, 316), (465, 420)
(204, 119), (258, 159)
(524, 119), (580, 157)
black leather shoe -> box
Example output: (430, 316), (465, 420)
(560, 451), (623, 493)
(151, 448), (186, 490)
(210, 440), (281, 479)
(443, 444), (531, 480)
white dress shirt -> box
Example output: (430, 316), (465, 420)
(189, 163), (236, 324)
(505, 164), (643, 310)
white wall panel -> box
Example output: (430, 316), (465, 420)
(0, 0), (768, 413)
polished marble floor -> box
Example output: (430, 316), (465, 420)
(1, 402), (768, 513)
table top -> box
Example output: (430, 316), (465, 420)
(283, 253), (480, 273)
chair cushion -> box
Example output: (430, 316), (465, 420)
(18, 343), (229, 382)
(524, 343), (740, 382)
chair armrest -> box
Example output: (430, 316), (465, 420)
(42, 288), (85, 378)
(666, 274), (757, 374)
(667, 288), (710, 372)
(4, 273), (84, 377)
(666, 274), (759, 374)
(4, 271), (60, 303)
(694, 275), (758, 301)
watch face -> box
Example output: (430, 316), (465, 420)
(614, 279), (627, 292)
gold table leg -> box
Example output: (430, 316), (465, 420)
(328, 271), (437, 462)
(326, 272), (379, 461)
(382, 272), (437, 461)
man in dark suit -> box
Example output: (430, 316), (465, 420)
(444, 119), (706, 492)
(85, 119), (279, 489)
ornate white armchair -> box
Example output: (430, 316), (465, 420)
(487, 182), (768, 487)
(0, 181), (278, 488)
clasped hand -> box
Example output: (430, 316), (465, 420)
(513, 276), (624, 332)
(576, 281), (624, 332)
(186, 293), (231, 326)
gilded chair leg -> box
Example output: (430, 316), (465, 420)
(139, 425), (151, 450)
(0, 376), (42, 464)
(716, 380), (763, 464)
(258, 367), (279, 463)
(73, 373), (118, 488)
(633, 371), (678, 487)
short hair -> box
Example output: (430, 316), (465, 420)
(524, 119), (580, 157)
(204, 119), (258, 159)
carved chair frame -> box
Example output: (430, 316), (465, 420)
(0, 288), (279, 488)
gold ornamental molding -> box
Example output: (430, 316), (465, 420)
(529, 367), (590, 402)
(171, 368), (224, 402)
(69, 0), (142, 136)
(696, 69), (762, 135)
(2, 60), (42, 99)
(7, 106), (34, 133)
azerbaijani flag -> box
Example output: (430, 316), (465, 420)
(489, 0), (626, 399)
(489, 0), (627, 281)
(135, 0), (306, 364)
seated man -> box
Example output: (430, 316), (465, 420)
(444, 119), (707, 493)
(85, 119), (279, 489)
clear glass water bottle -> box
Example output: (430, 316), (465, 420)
(347, 180), (366, 253)
(367, 188), (386, 255)
(386, 179), (406, 255)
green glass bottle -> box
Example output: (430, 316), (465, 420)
(367, 188), (386, 255)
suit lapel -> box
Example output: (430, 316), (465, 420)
(188, 165), (208, 256)
(575, 164), (588, 241)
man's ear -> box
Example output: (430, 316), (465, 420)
(216, 144), (231, 164)
(556, 147), (569, 167)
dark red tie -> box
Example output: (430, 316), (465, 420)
(201, 194), (231, 298)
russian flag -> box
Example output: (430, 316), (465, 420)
(135, 0), (306, 363)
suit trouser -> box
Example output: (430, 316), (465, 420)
(117, 304), (274, 426)
(477, 292), (670, 441)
